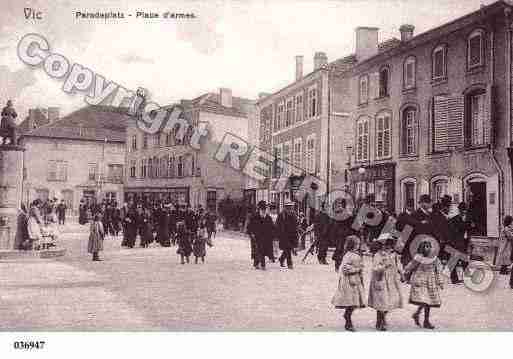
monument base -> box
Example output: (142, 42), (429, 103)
(0, 248), (67, 260)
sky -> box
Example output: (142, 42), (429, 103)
(0, 0), (500, 122)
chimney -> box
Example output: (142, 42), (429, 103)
(28, 109), (35, 129)
(355, 27), (379, 62)
(220, 88), (232, 108)
(295, 55), (304, 81)
(313, 52), (328, 71)
(47, 107), (60, 123)
(399, 24), (415, 42)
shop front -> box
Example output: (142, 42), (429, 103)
(124, 187), (190, 206)
(350, 162), (395, 213)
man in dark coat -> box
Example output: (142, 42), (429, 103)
(448, 202), (474, 284)
(401, 194), (433, 266)
(277, 200), (298, 269)
(314, 204), (330, 265)
(56, 200), (67, 225)
(124, 203), (138, 248)
(247, 200), (274, 270)
(431, 196), (452, 261)
(156, 204), (171, 247)
(327, 198), (358, 272)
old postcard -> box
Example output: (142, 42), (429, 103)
(1, 0), (512, 355)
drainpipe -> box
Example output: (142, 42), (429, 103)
(489, 23), (504, 234)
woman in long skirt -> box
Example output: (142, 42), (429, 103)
(498, 216), (513, 277)
(88, 213), (104, 261)
(331, 235), (366, 331)
(193, 222), (207, 263)
(176, 221), (192, 264)
(368, 235), (404, 331)
(404, 241), (444, 329)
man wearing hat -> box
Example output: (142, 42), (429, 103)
(448, 202), (474, 284)
(277, 200), (299, 269)
(401, 194), (433, 265)
(247, 200), (273, 270)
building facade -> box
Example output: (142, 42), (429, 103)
(347, 0), (513, 237)
(19, 106), (128, 213)
(124, 88), (253, 212)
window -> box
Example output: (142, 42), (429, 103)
(468, 29), (484, 69)
(177, 156), (183, 177)
(308, 87), (317, 118)
(293, 138), (302, 170)
(154, 134), (161, 148)
(432, 45), (446, 80)
(402, 180), (416, 211)
(306, 134), (316, 174)
(129, 160), (136, 178)
(356, 118), (369, 161)
(141, 159), (147, 178)
(273, 145), (282, 178)
(376, 112), (391, 159)
(403, 56), (416, 89)
(432, 179), (448, 203)
(168, 157), (175, 177)
(379, 67), (389, 97)
(161, 156), (168, 178)
(276, 103), (284, 131)
(191, 154), (196, 176)
(285, 99), (293, 127)
(401, 108), (417, 156)
(148, 158), (153, 178)
(88, 163), (98, 181)
(165, 132), (173, 146)
(359, 75), (369, 104)
(468, 90), (486, 146)
(375, 180), (386, 203)
(107, 164), (123, 183)
(143, 134), (148, 149)
(154, 156), (159, 178)
(47, 160), (67, 181)
(131, 135), (137, 151)
(356, 181), (367, 201)
(295, 94), (303, 122)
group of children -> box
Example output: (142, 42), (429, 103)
(176, 220), (212, 264)
(332, 234), (444, 331)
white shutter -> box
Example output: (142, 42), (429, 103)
(434, 96), (449, 152)
(484, 84), (493, 145)
(447, 96), (465, 148)
(370, 72), (380, 100)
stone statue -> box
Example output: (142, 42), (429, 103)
(0, 100), (18, 146)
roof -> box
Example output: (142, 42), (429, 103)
(18, 108), (50, 132)
(188, 93), (254, 118)
(354, 0), (512, 68)
(257, 38), (401, 103)
(20, 105), (130, 143)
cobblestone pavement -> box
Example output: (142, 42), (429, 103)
(1, 222), (512, 331)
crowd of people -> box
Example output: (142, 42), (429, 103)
(78, 198), (217, 263)
(321, 193), (513, 331)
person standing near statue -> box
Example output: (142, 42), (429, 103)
(1, 100), (18, 146)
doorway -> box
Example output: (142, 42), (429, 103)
(467, 181), (487, 236)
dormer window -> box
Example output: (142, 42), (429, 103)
(359, 75), (369, 104)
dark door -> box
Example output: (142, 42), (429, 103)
(469, 182), (486, 236)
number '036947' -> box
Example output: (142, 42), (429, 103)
(13, 341), (45, 350)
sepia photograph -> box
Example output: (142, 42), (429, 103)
(1, 0), (512, 356)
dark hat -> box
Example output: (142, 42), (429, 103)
(441, 195), (452, 206)
(457, 202), (467, 211)
(257, 200), (267, 209)
(419, 194), (432, 203)
(269, 203), (277, 210)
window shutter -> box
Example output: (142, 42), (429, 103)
(446, 95), (465, 148)
(370, 72), (380, 99)
(484, 84), (493, 145)
(434, 96), (449, 151)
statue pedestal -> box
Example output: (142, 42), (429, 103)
(0, 145), (24, 250)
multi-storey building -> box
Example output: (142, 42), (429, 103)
(124, 89), (254, 212)
(255, 34), (401, 218)
(347, 0), (513, 237)
(19, 105), (128, 213)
